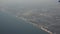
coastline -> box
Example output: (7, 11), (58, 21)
(16, 17), (53, 34)
(40, 26), (53, 34)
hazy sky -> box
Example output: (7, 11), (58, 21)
(0, 0), (58, 16)
(0, 0), (55, 4)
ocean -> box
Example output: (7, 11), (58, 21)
(0, 12), (49, 34)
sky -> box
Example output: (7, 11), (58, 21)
(0, 0), (56, 4)
(0, 0), (59, 17)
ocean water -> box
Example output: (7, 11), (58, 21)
(0, 12), (49, 34)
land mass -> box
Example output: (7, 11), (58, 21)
(16, 8), (60, 34)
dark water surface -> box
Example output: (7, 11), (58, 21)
(0, 12), (49, 34)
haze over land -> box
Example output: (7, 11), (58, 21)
(0, 0), (60, 34)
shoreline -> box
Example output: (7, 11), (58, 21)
(16, 17), (53, 34)
(40, 26), (53, 34)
